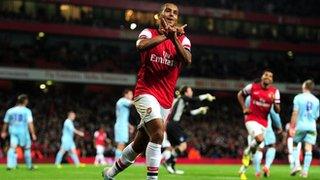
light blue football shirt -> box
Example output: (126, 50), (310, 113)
(61, 119), (75, 142)
(4, 106), (33, 135)
(293, 92), (320, 131)
(115, 97), (132, 128)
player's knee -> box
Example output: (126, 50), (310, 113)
(304, 143), (313, 152)
(149, 129), (164, 144)
(255, 135), (264, 144)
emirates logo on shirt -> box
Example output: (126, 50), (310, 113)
(150, 51), (175, 67)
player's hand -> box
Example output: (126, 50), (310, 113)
(32, 134), (37, 141)
(166, 26), (177, 39)
(78, 131), (85, 137)
(160, 18), (170, 34)
(206, 93), (216, 102)
(243, 108), (251, 115)
(199, 106), (209, 115)
(289, 128), (296, 137)
(176, 24), (187, 36)
(160, 18), (177, 39)
(276, 128), (283, 134)
(1, 132), (7, 139)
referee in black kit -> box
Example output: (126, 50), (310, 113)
(162, 85), (215, 174)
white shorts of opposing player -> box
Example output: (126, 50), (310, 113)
(134, 94), (171, 129)
(94, 145), (106, 165)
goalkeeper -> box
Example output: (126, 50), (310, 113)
(162, 85), (215, 174)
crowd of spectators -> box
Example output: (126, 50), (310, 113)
(149, 0), (320, 18)
(1, 1), (319, 43)
(0, 35), (319, 84)
(1, 84), (318, 160)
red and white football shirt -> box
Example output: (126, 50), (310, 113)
(134, 28), (191, 109)
(243, 82), (280, 127)
(94, 130), (107, 147)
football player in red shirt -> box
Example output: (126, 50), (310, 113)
(94, 125), (109, 165)
(237, 70), (281, 179)
(103, 3), (191, 180)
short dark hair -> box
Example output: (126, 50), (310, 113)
(123, 89), (132, 96)
(262, 68), (273, 75)
(179, 85), (191, 95)
(303, 79), (315, 91)
(17, 94), (28, 104)
(159, 3), (177, 13)
(67, 110), (75, 116)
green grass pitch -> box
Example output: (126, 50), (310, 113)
(0, 164), (319, 179)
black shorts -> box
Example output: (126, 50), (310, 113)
(166, 121), (188, 146)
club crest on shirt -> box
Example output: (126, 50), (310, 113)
(146, 107), (152, 114)
(268, 92), (274, 99)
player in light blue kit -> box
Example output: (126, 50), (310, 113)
(290, 80), (319, 178)
(242, 96), (282, 178)
(114, 89), (133, 160)
(55, 111), (85, 168)
(1, 94), (37, 170)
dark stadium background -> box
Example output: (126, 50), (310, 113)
(0, 0), (319, 162)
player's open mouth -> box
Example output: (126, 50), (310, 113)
(166, 18), (175, 24)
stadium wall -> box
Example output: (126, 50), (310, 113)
(0, 67), (319, 94)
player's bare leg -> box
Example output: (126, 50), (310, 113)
(103, 128), (149, 179)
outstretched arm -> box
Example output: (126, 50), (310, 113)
(190, 107), (209, 116)
(74, 129), (84, 137)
